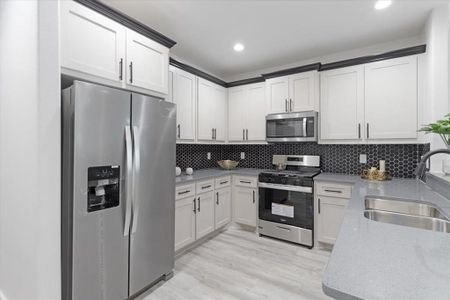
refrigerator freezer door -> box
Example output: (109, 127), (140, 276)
(129, 93), (176, 296)
(63, 81), (131, 300)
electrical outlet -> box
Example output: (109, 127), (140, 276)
(207, 152), (211, 160)
(359, 154), (367, 164)
(240, 152), (245, 160)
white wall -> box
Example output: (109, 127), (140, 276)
(0, 1), (61, 299)
(225, 35), (424, 82)
(422, 4), (450, 172)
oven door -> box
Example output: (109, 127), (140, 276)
(258, 183), (313, 229)
(266, 112), (317, 142)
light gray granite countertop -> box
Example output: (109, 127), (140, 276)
(314, 172), (361, 184)
(176, 168), (268, 184)
(321, 174), (450, 300)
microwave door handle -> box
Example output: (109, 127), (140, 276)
(124, 126), (133, 236)
(131, 126), (141, 234)
(303, 118), (307, 137)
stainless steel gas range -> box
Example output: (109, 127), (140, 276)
(258, 155), (321, 248)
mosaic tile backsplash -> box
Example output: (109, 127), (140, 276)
(176, 143), (430, 178)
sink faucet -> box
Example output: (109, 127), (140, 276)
(415, 148), (450, 181)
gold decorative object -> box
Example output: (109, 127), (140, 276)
(217, 160), (239, 170)
(361, 169), (392, 181)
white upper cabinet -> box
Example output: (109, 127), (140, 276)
(289, 71), (318, 112)
(228, 83), (266, 142)
(266, 71), (318, 114)
(60, 1), (169, 95)
(60, 1), (125, 82)
(171, 66), (196, 141)
(364, 56), (418, 140)
(245, 83), (266, 141)
(228, 87), (247, 141)
(320, 65), (364, 141)
(319, 56), (418, 144)
(126, 29), (169, 95)
(266, 76), (289, 114)
(197, 78), (227, 142)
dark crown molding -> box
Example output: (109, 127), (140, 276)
(170, 58), (227, 87)
(226, 77), (265, 88)
(74, 0), (177, 48)
(262, 63), (321, 79)
(320, 45), (426, 71)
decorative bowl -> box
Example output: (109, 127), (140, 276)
(217, 160), (239, 170)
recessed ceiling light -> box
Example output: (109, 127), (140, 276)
(375, 0), (392, 10)
(233, 43), (245, 52)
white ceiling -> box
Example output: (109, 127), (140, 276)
(102, 0), (447, 80)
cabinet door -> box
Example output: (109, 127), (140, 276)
(215, 188), (232, 229)
(320, 66), (364, 141)
(317, 196), (348, 245)
(289, 71), (316, 112)
(175, 197), (196, 251)
(266, 76), (289, 114)
(245, 83), (266, 141)
(233, 187), (257, 227)
(172, 67), (196, 141)
(197, 78), (214, 141)
(196, 192), (215, 239)
(364, 56), (418, 140)
(228, 87), (247, 141)
(126, 29), (169, 94)
(60, 1), (125, 82)
(213, 85), (227, 142)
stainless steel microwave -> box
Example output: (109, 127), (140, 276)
(266, 111), (318, 142)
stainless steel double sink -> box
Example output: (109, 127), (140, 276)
(364, 196), (450, 233)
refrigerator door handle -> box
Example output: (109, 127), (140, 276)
(124, 126), (133, 236)
(131, 126), (141, 234)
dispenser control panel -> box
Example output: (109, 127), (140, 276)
(87, 165), (120, 212)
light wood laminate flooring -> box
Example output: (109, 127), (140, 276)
(142, 228), (330, 300)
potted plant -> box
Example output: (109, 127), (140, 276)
(419, 113), (450, 174)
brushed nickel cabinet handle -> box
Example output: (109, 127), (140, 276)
(246, 129), (248, 141)
(240, 180), (251, 184)
(324, 189), (342, 194)
(197, 197), (201, 212)
(119, 58), (123, 80)
(243, 129), (245, 141)
(252, 190), (255, 203)
(178, 190), (190, 195)
(358, 123), (361, 139)
(193, 198), (196, 213)
(285, 99), (288, 112)
(318, 198), (321, 214)
(177, 124), (181, 139)
(289, 99), (293, 112)
(201, 185), (211, 189)
(129, 61), (133, 83)
(367, 123), (370, 139)
(216, 192), (219, 205)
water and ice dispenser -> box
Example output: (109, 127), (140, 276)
(87, 166), (120, 212)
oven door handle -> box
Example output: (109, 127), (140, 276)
(258, 182), (312, 194)
(302, 118), (307, 137)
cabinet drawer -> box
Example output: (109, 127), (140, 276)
(233, 175), (257, 188)
(196, 179), (215, 194)
(175, 184), (195, 200)
(316, 182), (352, 199)
(215, 176), (231, 189)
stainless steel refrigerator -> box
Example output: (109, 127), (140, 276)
(62, 81), (176, 300)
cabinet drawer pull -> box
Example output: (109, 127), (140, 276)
(193, 198), (196, 213)
(177, 190), (190, 195)
(367, 123), (370, 139)
(253, 190), (255, 203)
(201, 185), (212, 189)
(177, 124), (181, 139)
(220, 181), (228, 185)
(243, 129), (245, 141)
(246, 129), (248, 140)
(289, 99), (293, 112)
(216, 192), (219, 205)
(318, 198), (321, 214)
(240, 180), (251, 184)
(197, 197), (201, 212)
(324, 189), (342, 193)
(285, 99), (288, 112)
(358, 123), (361, 139)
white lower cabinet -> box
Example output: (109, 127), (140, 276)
(215, 188), (232, 229)
(233, 186), (257, 227)
(315, 181), (352, 246)
(195, 191), (215, 239)
(174, 196), (196, 251)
